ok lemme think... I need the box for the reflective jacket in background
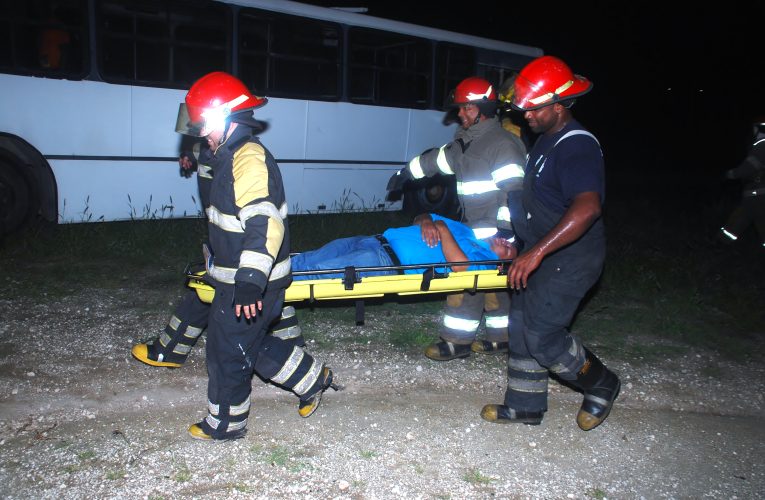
[727,134,765,195]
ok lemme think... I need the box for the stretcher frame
[185,259,512,323]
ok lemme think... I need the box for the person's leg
[424,292,484,361]
[291,236,393,280]
[132,289,209,368]
[745,195,765,248]
[252,335,340,418]
[522,261,619,431]
[481,290,547,425]
[471,290,510,354]
[189,284,280,440]
[268,305,305,346]
[719,202,752,243]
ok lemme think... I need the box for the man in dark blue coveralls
[481,56,620,431]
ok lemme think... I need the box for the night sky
[301,1,765,176]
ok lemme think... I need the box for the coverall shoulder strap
[554,129,601,149]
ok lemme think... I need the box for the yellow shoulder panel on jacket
[233,142,269,208]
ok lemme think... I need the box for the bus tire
[0,157,34,237]
[402,177,459,219]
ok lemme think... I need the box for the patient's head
[489,237,517,260]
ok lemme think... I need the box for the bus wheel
[403,178,459,218]
[0,158,32,237]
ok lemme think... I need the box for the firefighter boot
[424,339,471,361]
[298,366,340,418]
[131,342,185,368]
[188,422,247,441]
[573,349,620,431]
[480,404,543,426]
[470,340,509,355]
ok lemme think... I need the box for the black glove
[386,168,413,192]
[233,281,263,308]
[179,151,198,178]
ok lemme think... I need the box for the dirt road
[1,287,763,499]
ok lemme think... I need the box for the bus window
[239,8,341,100]
[435,43,476,109]
[97,0,230,87]
[0,0,87,78]
[347,27,431,109]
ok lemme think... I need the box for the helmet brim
[511,75,593,112]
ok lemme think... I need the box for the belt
[375,234,402,269]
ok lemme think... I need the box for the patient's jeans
[290,236,395,281]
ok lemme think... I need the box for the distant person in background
[481,55,620,431]
[718,117,765,250]
[38,4,71,70]
[498,73,533,150]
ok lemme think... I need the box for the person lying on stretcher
[291,213,517,281]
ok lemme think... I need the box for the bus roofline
[222,0,544,58]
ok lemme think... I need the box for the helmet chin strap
[219,119,232,147]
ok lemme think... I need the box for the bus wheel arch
[0,134,58,237]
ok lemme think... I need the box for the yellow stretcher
[185,259,511,323]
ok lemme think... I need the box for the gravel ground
[0,285,764,499]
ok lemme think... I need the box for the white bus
[0,0,543,236]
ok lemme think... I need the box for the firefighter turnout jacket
[406,116,526,239]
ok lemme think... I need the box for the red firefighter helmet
[448,76,498,118]
[176,71,267,136]
[451,77,496,105]
[511,56,593,112]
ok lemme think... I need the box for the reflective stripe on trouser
[201,284,284,439]
[504,353,549,412]
[722,195,765,245]
[155,290,209,361]
[269,305,303,343]
[440,291,510,344]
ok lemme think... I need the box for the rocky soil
[0,284,764,499]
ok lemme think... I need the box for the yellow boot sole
[130,343,182,368]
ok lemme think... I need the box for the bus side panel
[405,109,457,159]
[131,86,189,157]
[51,159,201,223]
[303,101,410,162]
[1,74,131,157]
[249,98,310,160]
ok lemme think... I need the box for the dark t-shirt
[527,120,605,214]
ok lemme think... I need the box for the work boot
[187,422,247,441]
[470,340,509,355]
[424,340,471,361]
[480,404,543,426]
[131,342,185,368]
[573,349,620,431]
[298,367,340,418]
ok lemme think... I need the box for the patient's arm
[434,220,469,271]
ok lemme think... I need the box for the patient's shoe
[424,340,471,361]
[298,366,340,418]
[470,340,509,355]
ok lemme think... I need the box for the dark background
[302,1,765,180]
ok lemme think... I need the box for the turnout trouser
[504,255,603,412]
[198,285,322,439]
[440,290,510,344]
